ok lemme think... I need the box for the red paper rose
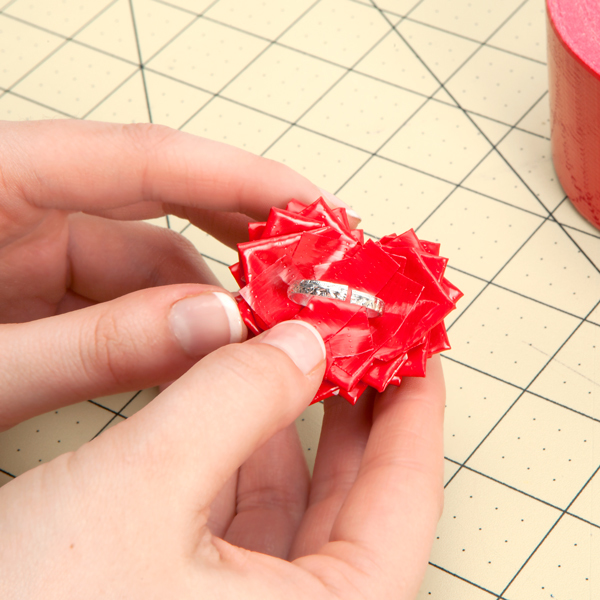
[230,198,463,404]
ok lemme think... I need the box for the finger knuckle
[120,122,178,149]
[210,343,296,408]
[237,482,305,515]
[157,226,199,261]
[120,123,180,200]
[80,310,133,388]
[149,227,205,284]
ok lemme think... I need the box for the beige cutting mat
[1,0,599,597]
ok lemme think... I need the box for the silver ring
[287,279,384,317]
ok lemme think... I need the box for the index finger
[0,119,324,221]
[296,356,445,599]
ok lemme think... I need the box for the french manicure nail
[260,321,326,375]
[170,292,245,357]
[318,187,361,220]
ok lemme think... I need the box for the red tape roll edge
[547,0,600,230]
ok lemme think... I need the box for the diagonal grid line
[368,0,548,210]
[323,7,550,247]
[176,0,327,131]
[428,561,508,599]
[0,0,121,101]
[0,5,597,596]
[0,467,15,479]
[446,458,600,532]
[442,352,600,427]
[443,297,600,492]
[368,0,600,277]
[91,390,144,440]
[128,0,153,123]
[498,462,600,599]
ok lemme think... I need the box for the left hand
[0,119,353,429]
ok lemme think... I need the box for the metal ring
[287,279,384,317]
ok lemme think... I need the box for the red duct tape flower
[230,198,463,405]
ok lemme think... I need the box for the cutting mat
[0,0,599,598]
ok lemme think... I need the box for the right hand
[0,319,445,600]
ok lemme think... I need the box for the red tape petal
[231,200,462,405]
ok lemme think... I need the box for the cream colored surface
[0,0,598,598]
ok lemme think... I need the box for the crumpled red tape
[230,198,463,405]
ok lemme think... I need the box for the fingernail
[170,292,245,357]
[318,187,361,220]
[259,321,326,375]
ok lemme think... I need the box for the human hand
[0,320,445,600]
[0,119,357,431]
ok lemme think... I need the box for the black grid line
[370,1,600,282]
[498,463,600,598]
[88,399,125,417]
[444,456,600,531]
[444,297,600,493]
[1,1,598,596]
[357,227,596,328]
[128,0,153,123]
[453,273,599,322]
[0,0,16,12]
[0,3,554,142]
[313,4,547,259]
[0,0,220,123]
[553,216,600,276]
[348,0,549,74]
[179,10,552,139]
[91,412,123,440]
[410,84,550,220]
[74,0,220,121]
[82,3,596,428]
[404,16,547,66]
[0,467,15,479]
[437,461,600,596]
[442,214,551,333]
[256,5,503,160]
[0,88,77,119]
[1,0,553,140]
[133,0,221,67]
[344,0,543,63]
[255,42,526,239]
[378,12,546,211]
[177,0,326,131]
[443,191,600,336]
[0,76,555,231]
[0,11,140,68]
[80,69,140,120]
[442,353,600,427]
[474,471,600,533]
[2,55,560,240]
[348,0,544,78]
[179,218,595,336]
[368,0,556,217]
[558,219,600,242]
[255,33,423,158]
[0,0,121,100]
[175,192,600,337]
[527,389,600,425]
[428,561,508,599]
[91,390,144,439]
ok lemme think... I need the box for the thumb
[100,320,326,508]
[0,285,246,431]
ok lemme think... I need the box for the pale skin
[0,120,445,599]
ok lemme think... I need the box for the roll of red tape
[547,0,600,230]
